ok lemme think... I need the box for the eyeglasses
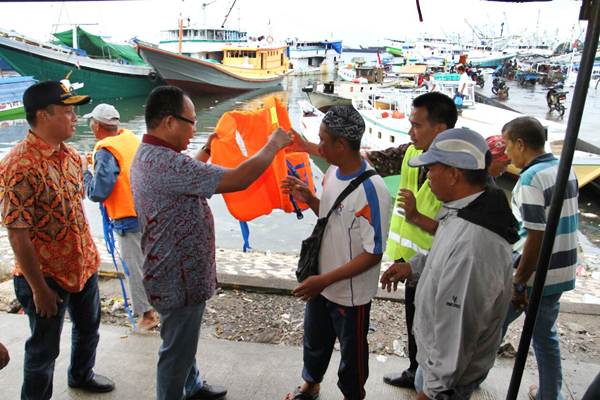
[171,113,196,126]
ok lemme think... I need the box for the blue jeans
[14,273,101,400]
[157,303,206,400]
[415,367,484,400]
[502,292,564,400]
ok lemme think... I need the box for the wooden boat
[0,75,35,119]
[0,28,160,99]
[303,65,427,112]
[137,41,288,94]
[302,78,412,112]
[385,46,403,57]
[338,63,386,83]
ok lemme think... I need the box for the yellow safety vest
[92,129,140,220]
[385,145,441,261]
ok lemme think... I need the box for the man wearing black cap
[282,105,391,400]
[0,81,115,399]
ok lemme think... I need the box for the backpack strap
[324,169,377,220]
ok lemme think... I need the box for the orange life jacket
[211,96,315,222]
[92,129,140,220]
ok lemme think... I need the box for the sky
[0,0,588,48]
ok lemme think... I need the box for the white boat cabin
[286,39,342,74]
[159,26,248,59]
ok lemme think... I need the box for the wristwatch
[513,281,527,294]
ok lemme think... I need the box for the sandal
[528,384,538,400]
[285,386,319,400]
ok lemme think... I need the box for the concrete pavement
[0,313,598,400]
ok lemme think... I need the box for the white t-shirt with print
[318,162,392,307]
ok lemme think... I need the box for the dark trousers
[405,282,419,372]
[302,295,371,400]
[583,372,600,400]
[14,273,101,400]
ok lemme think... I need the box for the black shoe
[68,373,115,393]
[188,382,227,399]
[383,369,416,389]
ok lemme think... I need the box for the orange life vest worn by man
[82,103,159,331]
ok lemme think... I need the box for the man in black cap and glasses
[0,81,115,399]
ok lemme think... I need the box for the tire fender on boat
[148,71,159,82]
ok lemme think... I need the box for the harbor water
[1,72,600,258]
[0,75,326,254]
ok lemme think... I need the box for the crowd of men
[0,81,586,400]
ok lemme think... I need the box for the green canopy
[53,27,146,66]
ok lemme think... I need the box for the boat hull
[385,46,403,57]
[0,37,160,99]
[138,44,284,94]
[0,75,35,119]
[0,102,24,119]
[306,91,351,111]
[469,54,515,68]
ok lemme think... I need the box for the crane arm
[221,0,237,28]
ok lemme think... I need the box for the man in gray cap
[282,105,391,400]
[381,128,519,400]
[82,103,159,332]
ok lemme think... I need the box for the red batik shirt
[0,132,99,292]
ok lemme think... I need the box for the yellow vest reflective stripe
[385,145,441,261]
[92,129,140,220]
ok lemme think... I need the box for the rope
[239,221,251,252]
[99,204,137,330]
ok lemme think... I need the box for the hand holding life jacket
[210,96,316,222]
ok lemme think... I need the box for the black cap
[23,81,91,114]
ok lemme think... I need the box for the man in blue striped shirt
[502,116,578,400]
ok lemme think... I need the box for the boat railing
[0,29,92,58]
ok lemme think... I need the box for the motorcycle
[491,78,509,99]
[546,84,568,118]
[468,67,485,88]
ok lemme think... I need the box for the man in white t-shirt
[282,106,391,400]
[457,64,471,96]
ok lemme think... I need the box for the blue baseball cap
[408,128,489,170]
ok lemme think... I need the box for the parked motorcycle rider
[492,78,509,98]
